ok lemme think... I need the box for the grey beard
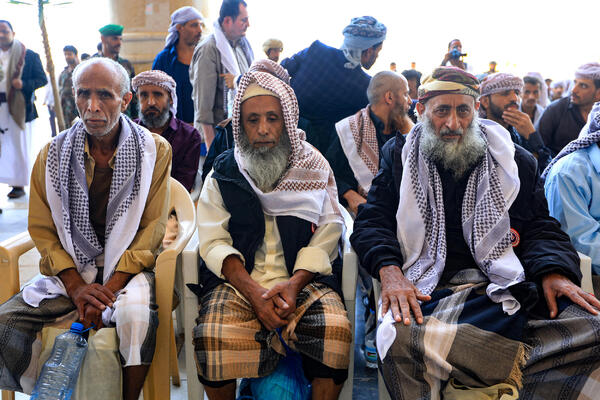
[419,115,487,180]
[238,130,292,192]
[139,105,171,129]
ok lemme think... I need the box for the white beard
[238,130,291,192]
[419,114,487,180]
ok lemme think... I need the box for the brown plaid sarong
[0,271,157,394]
[193,282,352,382]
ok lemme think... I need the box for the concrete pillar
[107,0,209,73]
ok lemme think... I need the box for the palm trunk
[39,0,65,131]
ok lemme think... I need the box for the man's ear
[385,91,394,106]
[479,96,488,110]
[121,92,133,112]
[416,101,425,116]
[594,87,600,102]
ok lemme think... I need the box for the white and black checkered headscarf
[542,102,600,179]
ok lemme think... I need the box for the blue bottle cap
[70,322,85,334]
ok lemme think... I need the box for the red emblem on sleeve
[510,228,520,247]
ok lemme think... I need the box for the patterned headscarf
[247,59,291,84]
[480,73,523,97]
[340,16,386,69]
[575,62,600,81]
[418,66,480,103]
[165,6,204,48]
[542,101,600,179]
[232,70,343,225]
[132,70,178,116]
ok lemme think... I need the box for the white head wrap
[524,72,549,107]
[165,6,204,48]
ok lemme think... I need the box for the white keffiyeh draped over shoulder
[23,116,157,321]
[398,119,524,311]
[377,119,526,360]
[335,106,379,197]
[232,70,343,227]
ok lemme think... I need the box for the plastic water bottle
[363,313,378,369]
[30,322,88,400]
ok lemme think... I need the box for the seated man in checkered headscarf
[351,66,600,399]
[192,68,352,399]
[0,57,171,400]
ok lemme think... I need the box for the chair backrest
[166,177,197,253]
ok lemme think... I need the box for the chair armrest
[0,231,35,303]
[578,252,593,294]
[340,207,357,302]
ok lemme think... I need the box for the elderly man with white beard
[0,57,171,400]
[350,66,600,400]
[192,69,352,400]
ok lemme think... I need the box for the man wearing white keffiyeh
[190,0,253,148]
[351,66,600,399]
[327,71,413,214]
[193,69,351,399]
[0,58,171,400]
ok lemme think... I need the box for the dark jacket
[22,49,47,122]
[190,149,343,299]
[350,133,581,310]
[281,40,371,153]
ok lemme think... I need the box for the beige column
[108,0,209,73]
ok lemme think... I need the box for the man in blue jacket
[280,16,386,154]
[152,6,204,124]
[0,20,47,199]
[351,66,600,399]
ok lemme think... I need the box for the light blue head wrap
[340,16,386,69]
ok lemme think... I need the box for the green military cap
[99,24,123,36]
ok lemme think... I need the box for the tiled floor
[2,107,379,399]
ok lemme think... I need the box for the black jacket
[350,133,580,308]
[191,149,343,299]
[22,49,48,122]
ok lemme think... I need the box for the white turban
[575,62,600,81]
[165,6,204,48]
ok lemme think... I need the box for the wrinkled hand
[542,272,600,318]
[82,303,104,330]
[343,190,367,216]
[220,73,235,89]
[249,287,288,331]
[379,265,431,325]
[12,78,22,90]
[69,283,116,321]
[502,109,535,139]
[262,281,298,319]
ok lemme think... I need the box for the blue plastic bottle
[30,322,88,400]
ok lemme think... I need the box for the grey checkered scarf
[542,101,600,179]
[397,119,525,314]
[23,115,156,309]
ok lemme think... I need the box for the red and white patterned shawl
[334,106,379,197]
[232,70,343,226]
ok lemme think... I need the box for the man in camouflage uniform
[58,45,79,126]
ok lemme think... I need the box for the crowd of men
[1,0,600,399]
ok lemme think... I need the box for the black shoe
[7,187,25,199]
